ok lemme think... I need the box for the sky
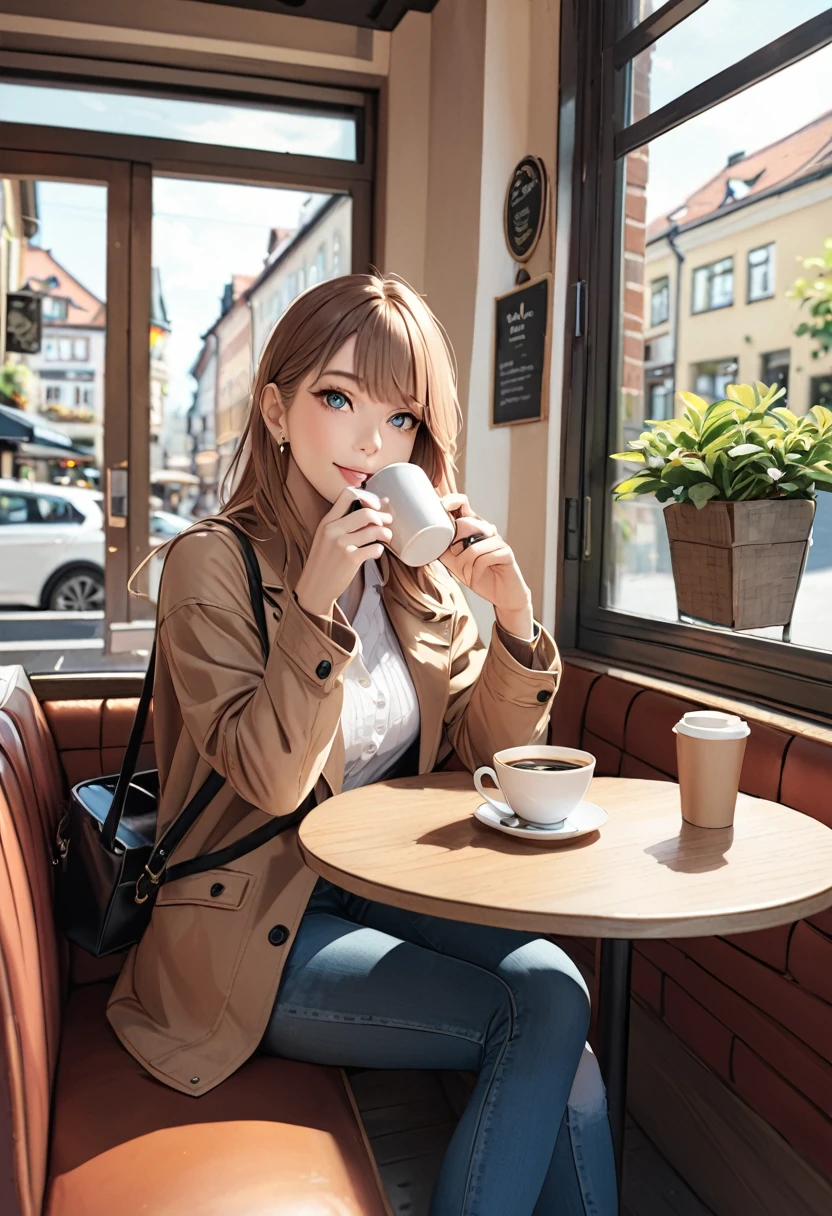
[641,0,831,222]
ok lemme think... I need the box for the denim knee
[507,946,591,1039]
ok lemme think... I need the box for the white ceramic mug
[364,463,456,567]
[473,745,596,826]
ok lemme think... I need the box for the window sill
[564,648,832,747]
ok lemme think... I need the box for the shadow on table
[644,822,734,873]
[417,819,603,853]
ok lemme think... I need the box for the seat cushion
[46,984,389,1216]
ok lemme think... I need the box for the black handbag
[54,519,309,957]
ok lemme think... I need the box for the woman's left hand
[439,493,534,640]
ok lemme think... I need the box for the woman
[109,274,617,1215]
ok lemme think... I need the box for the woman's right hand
[294,488,393,617]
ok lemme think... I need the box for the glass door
[0,151,135,673]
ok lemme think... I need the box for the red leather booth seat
[548,660,832,1180]
[0,666,389,1216]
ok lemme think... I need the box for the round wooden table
[298,772,832,1206]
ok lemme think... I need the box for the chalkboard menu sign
[504,155,547,263]
[492,274,550,428]
[5,291,42,355]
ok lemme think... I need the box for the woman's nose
[355,426,382,455]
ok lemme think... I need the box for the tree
[788,238,832,359]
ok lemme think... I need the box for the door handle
[107,465,128,529]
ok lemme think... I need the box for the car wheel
[48,567,105,611]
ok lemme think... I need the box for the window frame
[649,275,670,326]
[747,242,776,303]
[557,0,832,719]
[691,257,734,314]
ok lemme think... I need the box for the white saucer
[474,800,608,844]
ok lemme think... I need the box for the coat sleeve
[441,580,561,772]
[158,528,357,813]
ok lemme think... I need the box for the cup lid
[673,710,750,740]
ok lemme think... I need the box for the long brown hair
[221,272,462,611]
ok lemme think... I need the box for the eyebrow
[312,368,361,385]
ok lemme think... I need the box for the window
[73,337,89,360]
[33,496,82,524]
[761,350,790,397]
[45,385,63,403]
[41,296,69,321]
[811,375,832,410]
[333,233,342,276]
[748,244,775,302]
[692,258,734,313]
[0,494,30,525]
[563,0,832,712]
[44,337,57,360]
[650,277,669,326]
[693,359,738,403]
[316,245,326,282]
[58,338,73,360]
[0,82,357,161]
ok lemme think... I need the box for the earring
[279,434,287,453]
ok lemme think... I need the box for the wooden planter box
[663,499,815,631]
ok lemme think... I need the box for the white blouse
[338,560,421,792]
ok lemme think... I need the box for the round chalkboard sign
[504,155,547,263]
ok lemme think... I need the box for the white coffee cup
[364,462,456,567]
[474,745,596,826]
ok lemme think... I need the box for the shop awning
[0,402,85,455]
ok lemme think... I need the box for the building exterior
[188,331,220,515]
[149,266,173,476]
[20,245,106,472]
[643,110,832,424]
[194,195,351,495]
[249,194,351,362]
[214,274,255,484]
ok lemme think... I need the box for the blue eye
[390,412,417,431]
[324,390,349,410]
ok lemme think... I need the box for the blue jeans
[262,878,617,1216]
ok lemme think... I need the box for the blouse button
[359,676,371,688]
[316,659,332,680]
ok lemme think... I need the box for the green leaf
[727,383,756,408]
[688,482,720,509]
[811,405,832,433]
[609,451,645,462]
[728,443,764,457]
[676,391,710,414]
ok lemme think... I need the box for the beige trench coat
[108,517,561,1096]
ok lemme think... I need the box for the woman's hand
[294,488,393,617]
[439,493,534,640]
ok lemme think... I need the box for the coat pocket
[155,867,252,911]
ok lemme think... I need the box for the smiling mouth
[335,464,370,486]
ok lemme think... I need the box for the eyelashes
[314,386,419,431]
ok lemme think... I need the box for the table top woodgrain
[297,774,832,939]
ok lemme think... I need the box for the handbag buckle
[134,858,165,905]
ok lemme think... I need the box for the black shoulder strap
[102,519,268,852]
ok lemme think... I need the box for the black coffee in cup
[506,758,589,772]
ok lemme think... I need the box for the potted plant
[610,382,832,631]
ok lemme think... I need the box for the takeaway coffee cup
[363,463,456,567]
[473,745,596,826]
[673,711,750,829]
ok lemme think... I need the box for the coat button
[210,882,225,897]
[268,925,290,946]
[536,689,552,702]
[316,659,332,680]
[190,1077,200,1084]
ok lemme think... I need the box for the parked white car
[0,479,192,611]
